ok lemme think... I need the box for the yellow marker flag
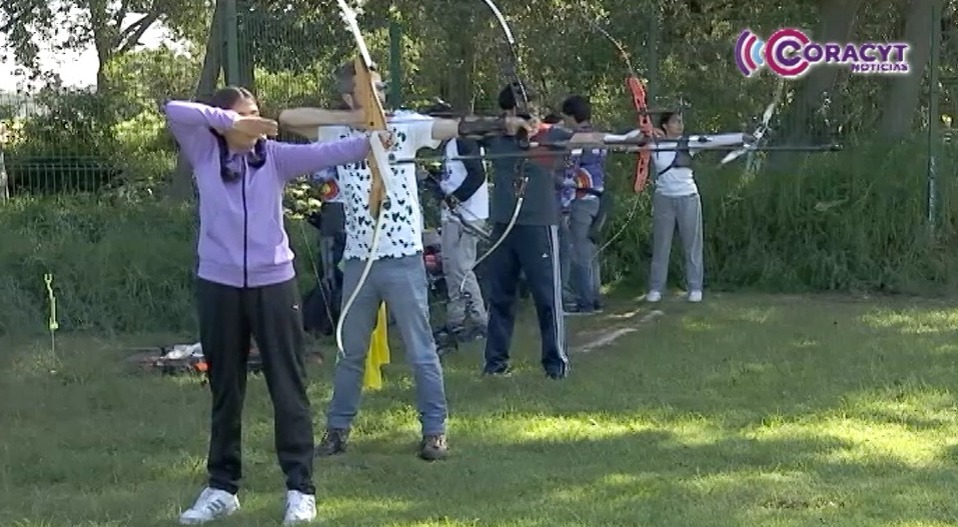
[362,302,391,390]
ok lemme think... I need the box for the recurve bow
[463,0,533,288]
[335,0,392,356]
[582,17,657,257]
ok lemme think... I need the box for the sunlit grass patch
[4,293,958,526]
[862,306,958,334]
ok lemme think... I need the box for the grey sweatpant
[441,216,487,327]
[558,212,574,304]
[568,198,602,307]
[649,192,704,293]
[326,254,448,435]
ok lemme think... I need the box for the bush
[0,196,318,337]
[599,141,958,294]
[2,141,957,338]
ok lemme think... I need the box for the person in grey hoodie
[162,86,389,526]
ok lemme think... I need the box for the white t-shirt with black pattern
[332,111,438,261]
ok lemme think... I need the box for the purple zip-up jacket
[162,100,370,288]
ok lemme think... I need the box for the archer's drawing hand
[373,130,396,150]
[234,116,279,138]
[503,116,535,137]
[743,133,758,144]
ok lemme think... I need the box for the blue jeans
[325,254,448,435]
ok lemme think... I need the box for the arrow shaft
[391,144,842,164]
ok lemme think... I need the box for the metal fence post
[389,15,403,109]
[927,0,941,233]
[646,0,660,102]
[223,0,241,86]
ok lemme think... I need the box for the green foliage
[106,46,203,108]
[1,0,958,336]
[0,0,209,90]
[597,143,958,295]
[702,143,958,294]
[3,142,956,338]
[0,196,318,337]
[5,89,124,193]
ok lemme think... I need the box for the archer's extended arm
[278,108,365,140]
[270,136,371,182]
[161,100,241,160]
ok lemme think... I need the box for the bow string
[581,14,656,258]
[465,0,532,289]
[335,0,393,356]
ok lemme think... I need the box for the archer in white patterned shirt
[280,63,535,462]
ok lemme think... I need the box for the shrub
[0,196,318,337]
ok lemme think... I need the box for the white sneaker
[688,291,703,302]
[283,490,317,525]
[179,487,240,524]
[645,291,662,302]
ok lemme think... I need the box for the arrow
[390,143,843,165]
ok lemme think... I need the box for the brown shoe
[315,428,349,457]
[418,434,448,461]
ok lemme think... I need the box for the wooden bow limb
[335,0,392,357]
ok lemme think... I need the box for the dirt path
[572,307,665,353]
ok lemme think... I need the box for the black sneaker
[315,428,349,457]
[564,304,595,316]
[451,324,486,342]
[482,366,512,377]
[418,434,448,461]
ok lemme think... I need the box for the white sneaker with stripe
[179,487,240,524]
[283,490,317,525]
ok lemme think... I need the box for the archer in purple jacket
[162,87,376,526]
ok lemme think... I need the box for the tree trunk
[0,151,8,202]
[0,121,7,200]
[441,4,477,113]
[769,0,864,169]
[96,61,109,92]
[165,0,225,203]
[878,0,939,139]
[445,46,476,113]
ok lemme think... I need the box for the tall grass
[0,196,317,337]
[600,141,958,294]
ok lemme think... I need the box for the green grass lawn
[3,292,958,526]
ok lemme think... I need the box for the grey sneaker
[418,434,448,461]
[314,428,349,457]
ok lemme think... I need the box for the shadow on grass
[3,293,958,525]
[311,429,958,526]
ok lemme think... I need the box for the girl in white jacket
[646,112,753,303]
